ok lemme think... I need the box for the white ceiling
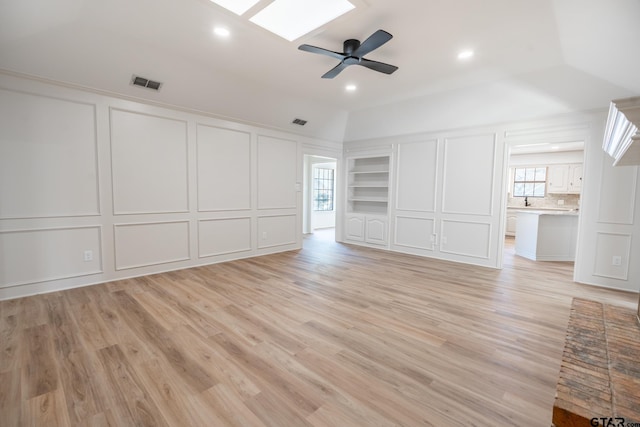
[1,0,639,141]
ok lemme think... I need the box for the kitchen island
[515,210,579,261]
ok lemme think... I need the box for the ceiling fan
[298,29,398,79]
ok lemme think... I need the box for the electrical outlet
[83,250,93,262]
[612,255,622,266]
[557,200,565,205]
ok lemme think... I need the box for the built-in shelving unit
[347,156,390,214]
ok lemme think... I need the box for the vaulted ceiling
[1,0,639,141]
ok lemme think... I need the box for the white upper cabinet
[547,164,569,193]
[547,163,583,194]
[568,164,583,193]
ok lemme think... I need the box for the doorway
[303,155,337,240]
[502,140,585,272]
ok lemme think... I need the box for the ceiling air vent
[292,118,307,126]
[131,75,162,91]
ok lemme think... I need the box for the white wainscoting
[257,215,297,249]
[0,226,102,288]
[197,125,251,212]
[198,217,251,258]
[0,89,100,219]
[396,140,438,212]
[113,221,190,270]
[440,220,492,259]
[442,134,496,216]
[110,109,189,214]
[0,73,312,300]
[597,156,637,225]
[593,232,632,280]
[257,135,297,210]
[394,216,435,251]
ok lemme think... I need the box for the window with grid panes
[313,168,334,211]
[513,167,546,197]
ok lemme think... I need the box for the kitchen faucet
[524,196,531,207]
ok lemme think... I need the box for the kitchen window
[313,167,334,211]
[513,167,546,197]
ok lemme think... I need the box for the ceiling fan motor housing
[344,39,360,54]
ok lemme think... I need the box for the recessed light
[345,84,357,92]
[457,50,474,60]
[214,27,231,37]
[209,0,260,15]
[250,0,355,41]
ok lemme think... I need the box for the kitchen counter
[515,210,579,261]
[507,206,578,212]
[515,209,579,216]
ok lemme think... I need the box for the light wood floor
[1,231,637,426]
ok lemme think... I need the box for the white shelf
[348,197,388,203]
[347,155,390,215]
[350,169,389,174]
[349,183,389,188]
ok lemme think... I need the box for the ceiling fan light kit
[298,29,398,79]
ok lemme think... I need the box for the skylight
[249,0,355,41]
[209,0,260,16]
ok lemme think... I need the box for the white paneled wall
[110,110,189,214]
[344,111,640,291]
[196,125,251,211]
[114,221,191,270]
[0,73,332,300]
[198,217,251,257]
[369,131,505,268]
[574,113,640,291]
[0,227,102,286]
[0,89,100,218]
[257,136,297,210]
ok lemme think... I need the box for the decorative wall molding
[0,88,101,219]
[257,214,297,249]
[503,122,590,143]
[0,225,103,288]
[257,135,297,210]
[439,219,492,259]
[441,133,496,216]
[592,232,632,281]
[113,220,191,270]
[596,157,638,225]
[110,108,190,215]
[393,216,435,251]
[198,217,252,258]
[196,124,252,212]
[395,140,438,213]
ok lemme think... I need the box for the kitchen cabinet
[568,164,583,193]
[506,208,518,236]
[515,210,579,261]
[547,163,582,194]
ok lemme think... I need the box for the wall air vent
[292,118,307,126]
[131,75,162,91]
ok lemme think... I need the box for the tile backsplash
[508,193,580,209]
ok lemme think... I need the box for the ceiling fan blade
[359,58,398,75]
[298,44,345,61]
[353,29,393,57]
[322,62,349,79]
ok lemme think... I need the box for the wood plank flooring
[1,231,637,426]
